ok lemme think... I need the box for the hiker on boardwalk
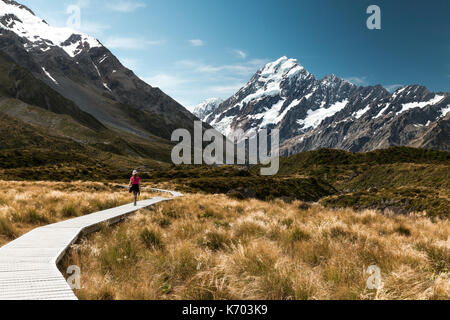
[129,170,141,206]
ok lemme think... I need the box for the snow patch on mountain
[92,62,102,78]
[353,106,370,119]
[41,67,58,84]
[259,98,287,128]
[297,99,349,130]
[396,95,445,115]
[99,55,108,64]
[441,105,450,117]
[374,104,390,119]
[278,98,302,121]
[392,87,407,98]
[103,83,112,92]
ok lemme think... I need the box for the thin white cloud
[118,57,139,71]
[345,76,368,86]
[233,49,247,59]
[200,64,252,74]
[248,58,270,66]
[79,21,110,35]
[143,73,189,90]
[106,0,146,13]
[176,60,260,76]
[189,39,205,47]
[103,37,165,49]
[141,73,196,106]
[208,83,245,94]
[384,84,404,92]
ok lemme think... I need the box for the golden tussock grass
[0,180,163,246]
[59,194,449,300]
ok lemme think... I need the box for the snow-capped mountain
[0,0,100,57]
[192,98,224,121]
[0,0,198,141]
[206,57,358,138]
[205,57,449,152]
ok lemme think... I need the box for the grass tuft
[140,228,164,250]
[61,204,79,218]
[0,217,16,239]
[290,228,311,242]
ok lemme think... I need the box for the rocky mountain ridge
[203,57,449,153]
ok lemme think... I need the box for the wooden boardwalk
[0,189,182,300]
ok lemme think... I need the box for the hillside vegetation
[256,147,450,218]
[0,110,172,181]
[0,143,448,217]
[147,147,449,218]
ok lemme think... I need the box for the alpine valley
[0,0,449,178]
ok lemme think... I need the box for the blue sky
[20,0,450,108]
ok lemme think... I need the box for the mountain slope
[0,47,175,161]
[205,57,449,153]
[0,110,172,181]
[0,0,199,141]
[0,50,104,131]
